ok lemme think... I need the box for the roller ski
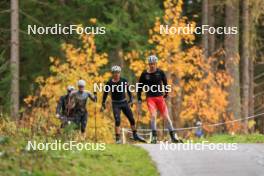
[131,132,147,143]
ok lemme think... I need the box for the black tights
[112,102,135,127]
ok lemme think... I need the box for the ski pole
[136,102,142,129]
[94,91,97,143]
[162,117,165,141]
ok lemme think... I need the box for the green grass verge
[193,133,264,143]
[0,137,159,176]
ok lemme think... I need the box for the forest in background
[1,0,264,140]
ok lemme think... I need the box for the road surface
[138,143,264,176]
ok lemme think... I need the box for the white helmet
[148,55,158,63]
[77,79,86,87]
[67,85,75,91]
[111,65,121,72]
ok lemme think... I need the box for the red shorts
[146,96,169,117]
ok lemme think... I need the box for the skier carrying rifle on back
[56,85,75,128]
[101,65,146,144]
[67,80,97,134]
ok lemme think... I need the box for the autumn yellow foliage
[125,0,232,133]
[24,27,115,142]
[22,0,237,140]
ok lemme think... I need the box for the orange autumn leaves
[25,0,234,137]
[24,25,114,142]
[125,0,232,132]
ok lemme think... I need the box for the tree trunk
[248,57,254,115]
[248,27,257,130]
[241,0,250,133]
[166,55,173,128]
[208,0,215,55]
[248,44,255,131]
[10,0,20,119]
[248,1,256,133]
[225,0,241,120]
[202,0,209,57]
[171,76,182,129]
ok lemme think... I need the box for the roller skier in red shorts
[137,55,182,143]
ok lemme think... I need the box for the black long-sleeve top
[56,94,69,116]
[102,78,132,104]
[137,69,168,100]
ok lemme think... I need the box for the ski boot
[169,131,183,143]
[115,134,122,144]
[151,130,158,144]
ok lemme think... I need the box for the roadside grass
[192,133,264,143]
[0,136,159,176]
[1,131,263,176]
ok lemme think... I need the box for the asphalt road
[138,143,264,176]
